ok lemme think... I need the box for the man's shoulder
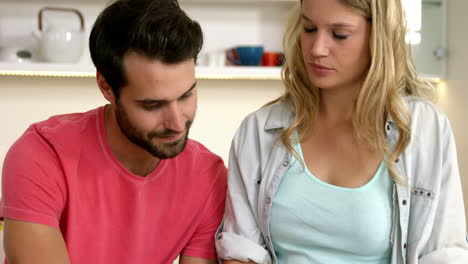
[181,139,224,164]
[32,108,101,136]
[174,139,227,178]
[8,107,102,160]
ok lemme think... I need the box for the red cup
[262,52,285,66]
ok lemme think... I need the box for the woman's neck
[318,86,358,124]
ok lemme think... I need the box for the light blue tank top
[270,139,393,264]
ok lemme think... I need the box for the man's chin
[150,137,188,159]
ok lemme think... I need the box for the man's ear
[96,71,116,104]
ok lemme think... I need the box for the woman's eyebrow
[301,14,356,29]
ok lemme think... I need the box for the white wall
[0,76,284,171]
[441,0,468,224]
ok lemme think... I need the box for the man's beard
[115,102,192,159]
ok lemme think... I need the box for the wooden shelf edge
[0,66,283,80]
[0,67,442,83]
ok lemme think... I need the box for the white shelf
[0,62,442,83]
[0,62,94,78]
[0,0,293,81]
[0,62,283,80]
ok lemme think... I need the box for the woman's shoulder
[404,96,454,150]
[232,101,294,152]
[406,96,451,130]
[405,96,447,118]
[239,101,294,131]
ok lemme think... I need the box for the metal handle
[38,7,85,32]
[433,47,447,60]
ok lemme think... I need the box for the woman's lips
[310,63,334,75]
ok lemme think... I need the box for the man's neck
[104,105,160,177]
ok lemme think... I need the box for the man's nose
[162,103,186,132]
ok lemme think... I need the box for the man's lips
[151,131,184,143]
[159,133,183,141]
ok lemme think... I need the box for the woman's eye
[333,33,348,40]
[303,27,317,33]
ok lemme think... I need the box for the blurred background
[0,0,467,262]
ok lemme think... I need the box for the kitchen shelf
[0,63,283,80]
[0,62,442,84]
[0,0,294,81]
[0,62,94,78]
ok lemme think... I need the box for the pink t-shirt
[0,106,227,263]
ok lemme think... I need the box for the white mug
[207,51,226,67]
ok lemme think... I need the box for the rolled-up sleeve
[215,119,272,264]
[216,232,269,263]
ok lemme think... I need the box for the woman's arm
[216,117,272,264]
[418,112,468,263]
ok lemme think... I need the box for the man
[0,0,227,263]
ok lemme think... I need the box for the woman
[215,0,468,263]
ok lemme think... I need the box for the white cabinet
[0,0,296,80]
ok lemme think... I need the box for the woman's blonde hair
[270,0,435,183]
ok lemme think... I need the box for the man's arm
[178,256,256,264]
[179,256,216,264]
[4,218,70,264]
[223,261,256,264]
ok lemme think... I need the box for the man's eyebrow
[135,81,197,105]
[301,14,356,28]
[182,81,197,97]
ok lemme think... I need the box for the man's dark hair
[89,0,203,97]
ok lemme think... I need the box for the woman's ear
[96,71,116,104]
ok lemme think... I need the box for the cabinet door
[410,0,447,79]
